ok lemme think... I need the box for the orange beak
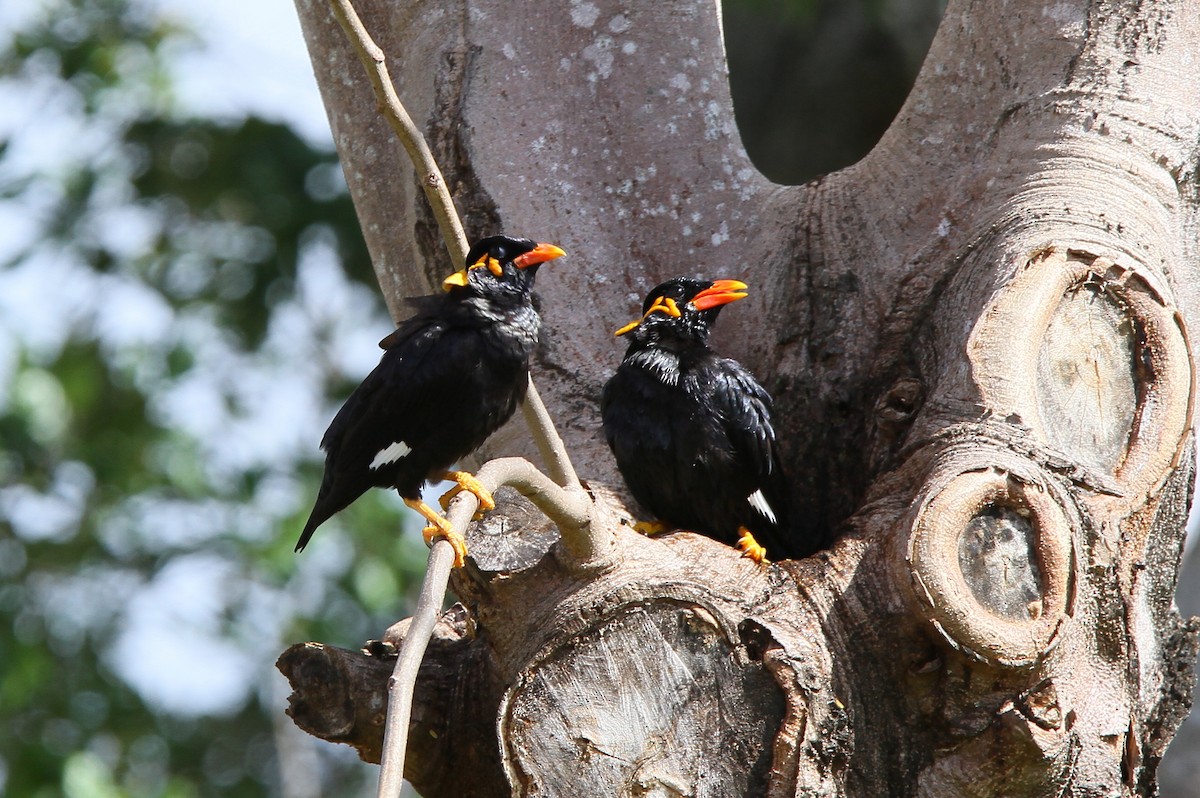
[443,242,565,290]
[513,242,566,269]
[690,279,748,310]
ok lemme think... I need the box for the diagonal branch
[317,2,609,796]
[327,0,467,263]
[374,539,457,798]
[325,0,582,493]
[520,376,580,489]
[373,457,605,797]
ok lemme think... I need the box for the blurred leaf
[62,751,124,798]
[126,117,373,345]
[0,0,394,795]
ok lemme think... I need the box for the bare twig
[326,0,467,262]
[322,3,466,787]
[375,458,603,795]
[374,540,456,798]
[321,2,605,794]
[521,376,580,489]
[326,0,583,492]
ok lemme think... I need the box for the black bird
[296,235,566,566]
[601,277,809,563]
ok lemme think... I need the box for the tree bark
[282,0,1200,795]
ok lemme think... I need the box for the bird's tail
[294,471,359,552]
[294,508,325,553]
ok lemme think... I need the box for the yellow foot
[404,498,468,568]
[632,520,671,536]
[421,520,468,569]
[737,528,770,564]
[438,470,496,518]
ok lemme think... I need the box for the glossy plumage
[296,235,565,561]
[601,277,812,562]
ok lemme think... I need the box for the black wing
[377,294,449,350]
[706,359,808,558]
[297,313,458,551]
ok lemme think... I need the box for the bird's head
[442,235,566,301]
[615,277,748,345]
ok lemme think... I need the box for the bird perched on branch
[602,277,810,563]
[296,235,566,567]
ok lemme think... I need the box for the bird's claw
[437,486,486,520]
[404,497,468,567]
[736,528,770,564]
[632,519,671,536]
[421,513,468,568]
[440,471,495,518]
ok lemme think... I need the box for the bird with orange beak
[602,277,813,563]
[297,235,565,566]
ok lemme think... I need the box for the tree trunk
[282,0,1200,795]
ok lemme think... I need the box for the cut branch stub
[444,524,847,798]
[278,641,392,761]
[498,601,783,797]
[968,247,1193,512]
[902,449,1078,667]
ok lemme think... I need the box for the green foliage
[0,0,425,795]
[124,116,374,344]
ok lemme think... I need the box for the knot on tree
[966,248,1191,512]
[880,245,1196,797]
[900,449,1078,667]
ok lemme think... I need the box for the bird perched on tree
[601,277,810,563]
[296,235,566,567]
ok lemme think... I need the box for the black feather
[296,235,560,552]
[601,277,815,560]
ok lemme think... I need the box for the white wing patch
[747,489,777,524]
[369,440,412,470]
